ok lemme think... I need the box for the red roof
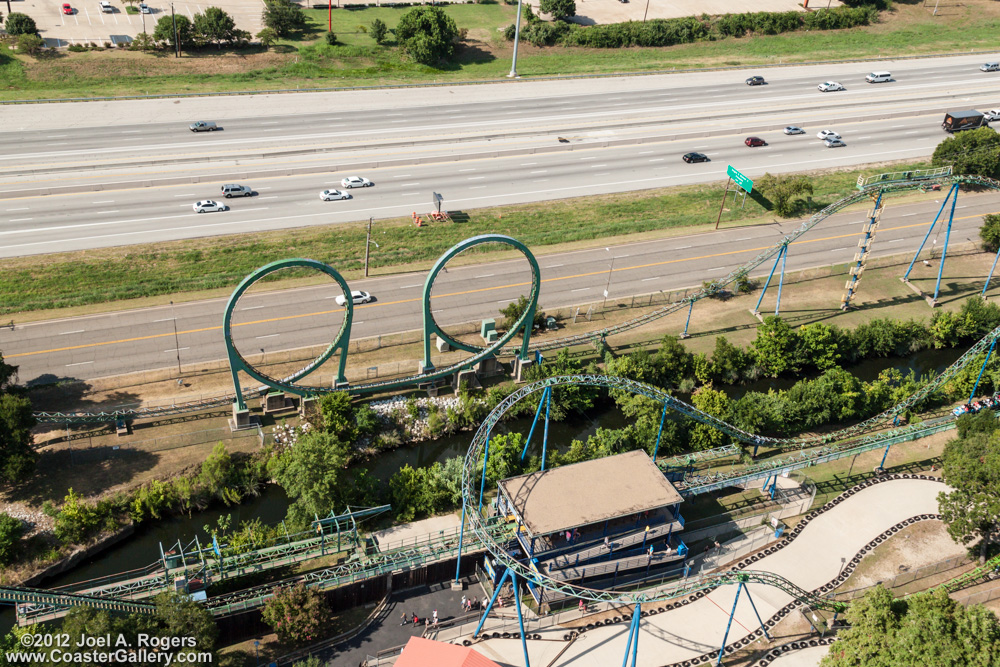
[394,637,502,667]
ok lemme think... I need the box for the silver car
[783,126,805,135]
[981,63,1000,72]
[320,189,351,201]
[334,290,372,306]
[824,138,846,148]
[817,81,845,92]
[193,200,227,213]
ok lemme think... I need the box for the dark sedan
[745,76,765,86]
[683,152,710,163]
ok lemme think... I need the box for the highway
[3,191,999,384]
[2,54,999,256]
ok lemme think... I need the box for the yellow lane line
[8,210,994,360]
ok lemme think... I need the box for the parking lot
[11,0,265,46]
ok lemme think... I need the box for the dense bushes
[512,6,879,48]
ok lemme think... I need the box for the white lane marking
[530,170,548,174]
[521,162,537,166]
[497,298,519,304]
[546,264,564,268]
[172,193,196,197]
[6,208,29,211]
[468,176,485,180]
[470,186,487,189]
[66,361,94,367]
[831,247,851,252]
[164,347,190,353]
[590,164,607,168]
[256,334,280,339]
[399,183,421,187]
[904,131,920,134]
[392,174,412,178]
[579,157,597,161]
[152,318,175,322]
[400,284,421,289]
[9,218,32,222]
[122,130,142,134]
[59,330,85,335]
[92,200,115,203]
[242,305,266,310]
[47,142,69,146]
[459,168,476,172]
[571,287,590,292]
[95,210,120,214]
[887,239,904,243]
[642,277,660,282]
[475,274,494,278]
[639,151,655,155]
[676,245,691,249]
[400,192,421,196]
[649,158,665,162]
[901,212,919,216]
[256,196,278,200]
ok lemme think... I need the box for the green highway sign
[727,165,753,193]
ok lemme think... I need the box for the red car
[62,3,73,13]
[745,136,766,147]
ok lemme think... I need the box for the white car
[320,189,351,201]
[193,200,227,213]
[783,126,805,135]
[824,138,846,148]
[981,63,1000,72]
[334,290,372,306]
[817,129,841,140]
[817,81,845,92]
[985,109,1000,122]
[341,176,373,188]
[139,2,151,11]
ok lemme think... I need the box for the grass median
[1,0,999,99]
[0,160,933,318]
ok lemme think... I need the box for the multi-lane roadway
[1,54,998,256]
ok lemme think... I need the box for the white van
[866,71,892,83]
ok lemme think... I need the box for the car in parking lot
[99,0,113,11]
[334,290,372,306]
[817,81,845,92]
[341,176,373,188]
[783,126,805,135]
[745,76,765,86]
[824,138,846,148]
[193,200,227,213]
[62,3,74,13]
[981,63,1000,72]
[320,189,351,201]
[682,152,709,163]
[139,2,151,11]
[745,136,766,147]
[816,129,840,140]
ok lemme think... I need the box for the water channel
[3,345,964,633]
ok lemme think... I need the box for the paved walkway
[460,478,945,667]
[767,644,830,667]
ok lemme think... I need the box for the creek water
[2,346,960,633]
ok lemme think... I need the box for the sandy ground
[531,0,843,26]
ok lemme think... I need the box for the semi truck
[942,110,988,133]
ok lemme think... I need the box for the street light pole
[365,217,373,277]
[642,0,651,22]
[508,0,523,78]
[602,249,616,311]
[170,301,182,377]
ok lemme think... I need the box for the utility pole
[171,3,180,57]
[364,217,373,277]
[508,0,523,78]
[642,0,651,22]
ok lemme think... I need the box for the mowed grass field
[1,0,999,99]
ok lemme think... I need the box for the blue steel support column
[743,583,773,641]
[621,602,641,667]
[933,184,960,302]
[473,568,510,638]
[478,433,492,513]
[904,185,955,281]
[454,501,467,582]
[717,582,745,666]
[630,604,641,667]
[754,247,784,314]
[983,247,1000,297]
[652,403,668,462]
[970,338,998,403]
[682,299,695,338]
[541,387,552,471]
[510,570,531,667]
[879,442,892,469]
[774,244,789,317]
[520,389,548,461]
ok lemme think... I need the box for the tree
[0,513,24,566]
[262,583,329,644]
[370,18,388,44]
[256,27,277,49]
[261,0,305,37]
[937,427,1000,562]
[540,0,575,19]
[319,391,357,442]
[499,294,545,331]
[751,316,798,377]
[0,354,36,486]
[932,127,1000,179]
[653,334,694,390]
[394,6,459,65]
[16,33,44,55]
[153,592,217,656]
[756,172,814,217]
[389,464,432,522]
[688,386,732,450]
[819,586,1000,666]
[193,6,236,47]
[153,13,193,48]
[5,12,37,36]
[981,213,1000,253]
[268,430,349,525]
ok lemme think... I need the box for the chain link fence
[64,425,269,464]
[832,553,972,603]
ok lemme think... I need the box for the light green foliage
[797,322,843,371]
[0,513,24,566]
[654,334,694,390]
[756,172,814,217]
[751,316,798,377]
[394,6,458,65]
[5,13,37,36]
[152,13,193,47]
[257,27,278,49]
[819,586,1000,666]
[498,294,545,331]
[370,17,388,44]
[53,489,102,544]
[320,391,358,441]
[540,0,575,19]
[932,127,1000,179]
[16,34,45,55]
[938,425,1000,562]
[688,386,732,450]
[261,0,306,37]
[193,7,236,47]
[709,336,750,384]
[268,430,350,524]
[981,214,1000,253]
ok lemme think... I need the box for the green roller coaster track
[37,169,1000,424]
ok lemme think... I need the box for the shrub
[982,214,1000,253]
[5,13,38,36]
[16,33,44,55]
[395,6,458,64]
[540,0,575,19]
[261,583,329,644]
[325,30,337,45]
[261,0,306,37]
[370,18,387,44]
[0,513,24,566]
